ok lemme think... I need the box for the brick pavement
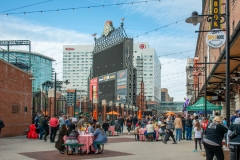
[0,133,205,160]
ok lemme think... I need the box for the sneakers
[193,149,197,152]
[172,142,177,144]
[128,132,130,135]
[95,149,99,154]
[163,140,167,144]
[178,141,181,143]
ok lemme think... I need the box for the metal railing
[0,49,29,72]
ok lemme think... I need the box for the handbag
[228,130,237,139]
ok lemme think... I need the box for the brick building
[161,88,174,102]
[0,59,32,137]
[192,0,240,117]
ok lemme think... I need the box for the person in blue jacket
[93,123,108,153]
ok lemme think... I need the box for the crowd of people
[33,113,108,154]
[28,110,240,158]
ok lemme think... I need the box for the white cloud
[0,16,94,79]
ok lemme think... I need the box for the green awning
[187,97,222,111]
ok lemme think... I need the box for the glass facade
[10,51,54,92]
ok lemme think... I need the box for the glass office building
[9,50,55,92]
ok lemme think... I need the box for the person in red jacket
[49,115,59,143]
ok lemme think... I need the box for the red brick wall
[0,59,32,137]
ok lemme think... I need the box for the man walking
[181,113,186,139]
[132,114,138,130]
[185,115,193,140]
[163,116,177,144]
[42,116,49,141]
[118,115,124,134]
[38,113,45,140]
[49,115,58,143]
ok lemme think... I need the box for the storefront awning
[199,21,240,96]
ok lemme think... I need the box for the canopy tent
[106,111,120,115]
[187,97,222,111]
[165,111,176,116]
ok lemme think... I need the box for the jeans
[120,124,123,133]
[194,138,202,150]
[185,126,192,140]
[175,128,182,142]
[66,140,79,153]
[93,140,102,150]
[50,127,57,142]
[39,126,44,139]
[44,129,49,140]
[203,142,224,160]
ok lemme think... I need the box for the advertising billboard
[116,69,128,103]
[98,72,116,83]
[98,80,115,103]
[90,77,98,101]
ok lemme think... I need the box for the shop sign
[206,29,226,48]
[211,0,221,29]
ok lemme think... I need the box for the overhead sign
[139,44,146,49]
[98,72,116,83]
[206,29,226,48]
[65,48,75,50]
[90,78,98,101]
[116,70,128,103]
[211,0,221,29]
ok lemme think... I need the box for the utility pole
[54,72,57,115]
[74,89,77,117]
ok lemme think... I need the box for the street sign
[206,29,226,48]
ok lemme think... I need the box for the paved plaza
[0,132,205,160]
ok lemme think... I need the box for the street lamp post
[186,2,230,126]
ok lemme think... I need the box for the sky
[0,0,202,101]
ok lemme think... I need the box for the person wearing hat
[227,117,240,160]
[203,116,228,160]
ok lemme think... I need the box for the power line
[158,49,195,57]
[133,19,185,38]
[0,0,160,16]
[161,71,185,77]
[0,0,53,13]
[161,56,191,65]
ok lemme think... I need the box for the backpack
[0,120,5,128]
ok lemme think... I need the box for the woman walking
[203,116,228,160]
[174,114,183,143]
[193,120,202,152]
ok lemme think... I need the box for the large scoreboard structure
[90,20,136,108]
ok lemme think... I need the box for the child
[76,123,85,134]
[134,123,140,141]
[193,120,202,152]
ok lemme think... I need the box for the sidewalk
[0,131,205,160]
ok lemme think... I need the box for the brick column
[221,102,226,118]
[116,102,119,114]
[121,104,124,116]
[235,94,240,110]
[102,100,107,122]
[93,98,98,120]
[230,99,236,116]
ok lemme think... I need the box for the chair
[93,142,104,153]
[62,143,85,155]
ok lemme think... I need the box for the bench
[62,143,85,155]
[93,142,104,153]
[145,133,154,141]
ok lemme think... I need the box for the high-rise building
[161,88,173,102]
[133,42,161,103]
[62,45,94,96]
[0,49,54,92]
